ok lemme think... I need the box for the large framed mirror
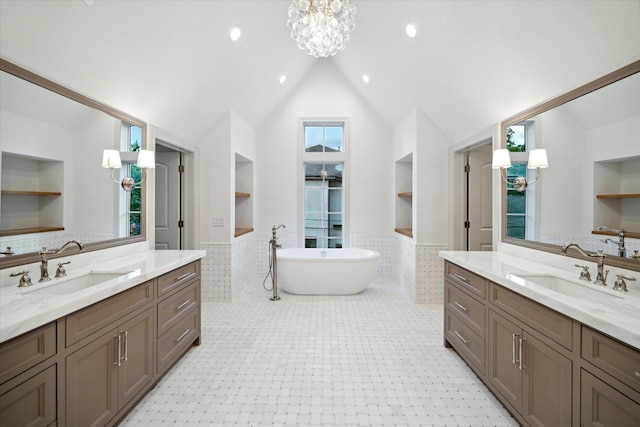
[501,60,640,272]
[0,58,148,269]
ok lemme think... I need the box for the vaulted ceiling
[1,1,639,143]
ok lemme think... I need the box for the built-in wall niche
[0,152,64,236]
[234,153,253,238]
[395,153,413,238]
[593,156,640,238]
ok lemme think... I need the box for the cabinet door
[581,369,640,427]
[118,308,154,406]
[0,365,56,427]
[66,327,119,427]
[521,332,572,427]
[488,310,522,411]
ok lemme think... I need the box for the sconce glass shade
[102,150,122,168]
[136,150,156,169]
[492,149,512,169]
[527,149,548,169]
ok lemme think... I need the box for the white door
[467,144,493,251]
[155,151,181,250]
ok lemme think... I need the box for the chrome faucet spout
[561,243,608,286]
[38,240,84,283]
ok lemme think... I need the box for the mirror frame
[0,58,147,269]
[500,59,640,272]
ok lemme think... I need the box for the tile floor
[122,279,518,426]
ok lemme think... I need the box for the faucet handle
[574,264,591,281]
[10,271,32,287]
[613,274,636,292]
[55,261,71,278]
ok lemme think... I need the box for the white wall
[255,60,393,242]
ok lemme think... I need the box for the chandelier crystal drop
[287,0,357,58]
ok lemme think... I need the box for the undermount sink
[25,272,131,295]
[509,274,623,302]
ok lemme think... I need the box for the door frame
[449,125,501,251]
[147,126,198,250]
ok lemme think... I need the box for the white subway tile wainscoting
[121,278,516,427]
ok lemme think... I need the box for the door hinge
[178,220,184,228]
[464,221,470,229]
[464,164,470,173]
[178,165,185,173]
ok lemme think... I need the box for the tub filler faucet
[562,243,608,286]
[268,224,285,301]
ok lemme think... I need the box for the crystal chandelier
[287,0,357,58]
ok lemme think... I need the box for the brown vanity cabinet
[0,323,58,427]
[66,307,154,427]
[444,260,640,427]
[488,309,572,427]
[0,259,202,427]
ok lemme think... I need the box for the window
[302,121,346,248]
[120,123,143,236]
[505,121,537,240]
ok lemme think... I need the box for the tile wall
[541,235,640,258]
[0,231,115,254]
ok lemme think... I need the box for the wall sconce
[492,148,548,192]
[102,149,155,191]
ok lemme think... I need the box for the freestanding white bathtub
[277,248,380,295]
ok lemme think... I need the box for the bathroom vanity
[0,250,204,427]
[440,251,640,427]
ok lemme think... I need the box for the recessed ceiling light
[279,75,287,84]
[230,27,241,42]
[362,74,370,84]
[406,24,417,38]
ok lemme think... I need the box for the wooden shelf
[235,192,251,198]
[234,227,254,238]
[394,228,413,238]
[591,229,640,239]
[0,226,65,237]
[596,193,640,199]
[1,190,62,196]
[397,192,412,197]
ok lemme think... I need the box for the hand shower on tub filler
[263,224,285,301]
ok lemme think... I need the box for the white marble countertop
[439,251,640,350]
[0,249,206,343]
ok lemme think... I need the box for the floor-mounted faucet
[269,225,285,301]
[39,240,84,282]
[562,243,609,286]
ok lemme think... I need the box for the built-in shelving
[395,153,413,238]
[1,153,64,236]
[596,193,640,199]
[234,154,254,239]
[590,229,640,239]
[593,157,640,234]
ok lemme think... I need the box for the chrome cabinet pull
[512,334,519,365]
[453,330,469,345]
[176,299,191,311]
[176,272,192,282]
[175,329,190,342]
[452,273,468,283]
[453,301,469,312]
[519,338,527,370]
[114,335,121,366]
[635,371,640,378]
[122,331,128,362]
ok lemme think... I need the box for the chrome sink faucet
[598,226,626,258]
[39,240,84,282]
[562,243,609,286]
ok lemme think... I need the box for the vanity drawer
[445,310,485,375]
[445,262,487,299]
[0,323,56,384]
[489,282,573,351]
[0,364,57,427]
[156,261,200,298]
[157,281,199,338]
[157,311,199,373]
[582,326,640,393]
[66,280,153,347]
[445,282,485,338]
